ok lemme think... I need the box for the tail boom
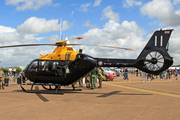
[95,58,136,67]
[95,29,173,75]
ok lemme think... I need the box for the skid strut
[20,83,63,95]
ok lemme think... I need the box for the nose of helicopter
[22,64,29,76]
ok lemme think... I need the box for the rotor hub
[151,58,157,64]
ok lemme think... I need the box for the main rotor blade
[0,44,56,48]
[66,44,133,51]
[0,42,133,51]
[67,37,83,40]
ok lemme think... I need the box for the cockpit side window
[37,61,61,75]
[28,61,38,72]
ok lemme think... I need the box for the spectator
[0,68,5,89]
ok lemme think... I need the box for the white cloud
[5,0,53,11]
[0,46,56,67]
[0,25,44,45]
[70,11,74,17]
[73,20,145,60]
[17,17,73,34]
[0,26,16,33]
[148,21,157,25]
[0,17,73,67]
[140,0,180,27]
[93,0,102,7]
[17,17,59,34]
[123,0,142,8]
[52,3,60,7]
[82,20,97,28]
[70,4,76,6]
[0,25,53,67]
[173,0,180,5]
[0,26,19,43]
[0,32,21,43]
[166,27,180,65]
[79,3,91,12]
[0,25,38,44]
[101,6,120,22]
[45,35,59,43]
[0,18,73,67]
[175,10,180,15]
[62,21,73,31]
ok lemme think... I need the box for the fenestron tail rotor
[144,51,165,71]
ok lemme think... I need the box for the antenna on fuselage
[60,17,63,41]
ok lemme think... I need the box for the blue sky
[0,0,180,67]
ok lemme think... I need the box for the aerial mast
[60,17,63,41]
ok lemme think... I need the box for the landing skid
[42,85,60,90]
[20,85,64,94]
[41,84,82,91]
[20,83,63,94]
[20,83,82,94]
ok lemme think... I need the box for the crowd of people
[72,67,179,90]
[0,69,26,90]
[115,68,179,81]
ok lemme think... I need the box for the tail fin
[135,29,173,75]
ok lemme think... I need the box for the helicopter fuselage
[24,54,96,85]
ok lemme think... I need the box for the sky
[0,0,180,67]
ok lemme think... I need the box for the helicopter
[0,29,174,94]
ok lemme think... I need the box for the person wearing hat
[0,68,5,89]
[97,67,103,89]
[90,68,98,90]
[85,72,91,88]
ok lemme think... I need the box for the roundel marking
[98,61,103,66]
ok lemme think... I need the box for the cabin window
[28,61,38,72]
[52,62,59,70]
[65,52,72,61]
[38,61,50,71]
[161,36,163,46]
[83,56,87,60]
[37,61,63,76]
[155,36,157,46]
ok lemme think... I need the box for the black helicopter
[0,29,173,94]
